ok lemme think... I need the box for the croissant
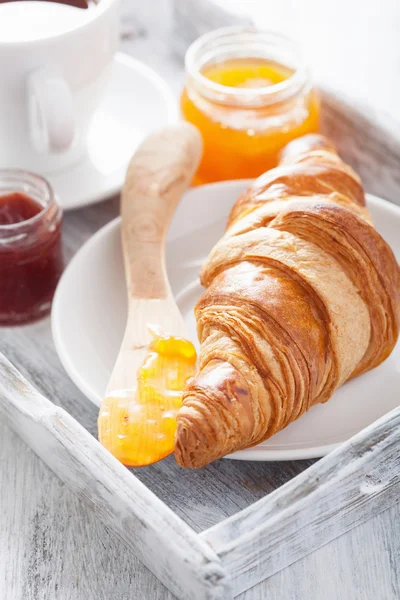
[175,134,400,468]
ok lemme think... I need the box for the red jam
[0,191,64,326]
[0,192,42,225]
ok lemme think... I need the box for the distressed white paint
[201,407,400,596]
[0,353,230,600]
[1,349,399,600]
[2,419,399,600]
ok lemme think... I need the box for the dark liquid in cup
[0,0,96,8]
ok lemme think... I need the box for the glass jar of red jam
[0,170,64,326]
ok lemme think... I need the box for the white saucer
[49,53,177,210]
[52,181,400,461]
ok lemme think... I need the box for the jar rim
[185,26,310,107]
[0,169,58,231]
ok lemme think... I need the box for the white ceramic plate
[49,53,177,210]
[52,181,400,461]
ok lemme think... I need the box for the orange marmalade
[181,28,320,184]
[98,331,197,467]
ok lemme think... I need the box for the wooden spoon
[98,123,202,467]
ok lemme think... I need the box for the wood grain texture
[0,353,230,600]
[238,502,400,600]
[0,422,175,600]
[320,87,400,204]
[201,407,400,596]
[1,0,400,598]
[2,420,398,600]
[2,352,399,600]
[106,124,202,399]
[121,123,202,299]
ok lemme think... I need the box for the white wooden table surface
[1,1,400,598]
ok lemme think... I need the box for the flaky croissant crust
[175,134,400,468]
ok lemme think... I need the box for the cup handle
[27,67,75,154]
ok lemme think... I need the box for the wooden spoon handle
[121,123,202,300]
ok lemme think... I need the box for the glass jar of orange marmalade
[181,27,320,184]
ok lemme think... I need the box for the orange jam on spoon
[181,28,320,184]
[98,330,197,467]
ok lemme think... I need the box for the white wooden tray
[0,352,399,600]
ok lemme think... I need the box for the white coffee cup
[0,0,120,173]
